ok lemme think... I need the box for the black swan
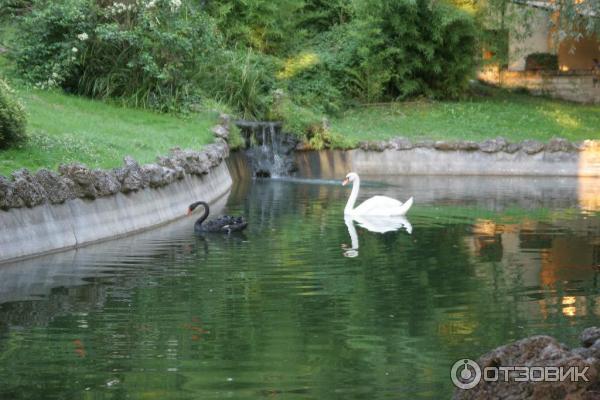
[187,201,248,234]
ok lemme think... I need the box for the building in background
[479,0,600,103]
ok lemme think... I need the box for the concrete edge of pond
[0,161,233,265]
[294,142,600,178]
[0,116,235,265]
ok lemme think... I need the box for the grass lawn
[0,88,217,176]
[331,88,600,146]
[2,83,599,176]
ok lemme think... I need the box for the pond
[0,173,598,399]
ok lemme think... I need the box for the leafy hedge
[0,79,26,149]
[12,0,480,137]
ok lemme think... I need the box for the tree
[202,0,306,54]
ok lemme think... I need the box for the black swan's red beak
[186,208,192,216]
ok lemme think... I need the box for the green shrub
[281,0,479,109]
[363,0,478,99]
[525,53,558,71]
[13,0,282,117]
[0,0,32,16]
[269,91,324,136]
[196,48,279,119]
[13,0,92,90]
[0,79,27,148]
[204,0,306,54]
[300,18,389,106]
[15,0,224,112]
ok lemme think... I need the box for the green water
[0,176,598,399]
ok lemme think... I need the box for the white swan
[342,172,413,216]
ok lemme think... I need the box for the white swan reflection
[342,215,412,258]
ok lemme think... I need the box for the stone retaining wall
[479,67,600,104]
[0,117,234,263]
[294,137,600,178]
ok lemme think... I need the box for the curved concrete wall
[294,147,600,178]
[0,162,232,264]
[351,148,598,176]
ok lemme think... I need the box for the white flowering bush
[14,0,91,90]
[15,0,224,112]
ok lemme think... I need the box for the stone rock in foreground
[479,137,507,153]
[92,169,121,197]
[547,137,575,153]
[581,328,600,348]
[141,164,176,188]
[522,140,545,155]
[205,142,229,166]
[114,156,146,193]
[59,163,98,199]
[359,141,388,152]
[389,137,413,150]
[454,329,600,400]
[155,155,185,180]
[12,169,47,207]
[212,124,229,141]
[166,148,211,175]
[504,142,521,154]
[35,169,75,204]
[435,140,458,151]
[0,175,25,209]
[414,139,435,148]
[457,141,480,151]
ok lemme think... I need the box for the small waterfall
[236,120,299,178]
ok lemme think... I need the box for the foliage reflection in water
[0,176,598,399]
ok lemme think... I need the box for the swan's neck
[195,202,210,227]
[344,177,360,214]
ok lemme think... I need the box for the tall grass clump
[195,48,280,119]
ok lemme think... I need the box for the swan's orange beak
[186,208,192,216]
[342,178,349,186]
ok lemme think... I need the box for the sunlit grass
[545,109,581,130]
[331,89,600,146]
[0,89,217,175]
